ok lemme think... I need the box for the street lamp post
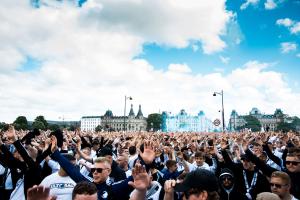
[124,95,132,131]
[213,90,225,132]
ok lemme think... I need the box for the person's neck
[281,193,292,200]
[58,170,68,177]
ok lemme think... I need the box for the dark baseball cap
[174,169,219,192]
[240,154,251,161]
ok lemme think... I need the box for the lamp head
[213,93,217,96]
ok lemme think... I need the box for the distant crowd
[1,126,300,200]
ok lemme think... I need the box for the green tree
[291,117,300,131]
[95,125,103,132]
[48,124,60,131]
[68,125,76,131]
[13,116,29,130]
[32,120,46,130]
[33,115,48,130]
[0,122,9,131]
[241,115,262,132]
[147,113,162,131]
[276,122,294,132]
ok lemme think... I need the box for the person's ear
[199,191,208,200]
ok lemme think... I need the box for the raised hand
[140,141,155,164]
[50,135,58,153]
[6,125,17,142]
[164,179,176,194]
[128,163,151,191]
[27,185,57,200]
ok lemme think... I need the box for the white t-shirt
[40,172,76,200]
[9,178,25,200]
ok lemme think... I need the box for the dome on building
[250,107,261,115]
[179,109,187,116]
[104,110,113,117]
[230,110,238,117]
[198,110,205,116]
[274,108,283,116]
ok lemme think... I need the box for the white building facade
[80,116,101,131]
[162,110,219,132]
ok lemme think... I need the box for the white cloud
[291,22,300,34]
[276,18,300,34]
[80,0,232,54]
[280,42,297,53]
[297,53,300,58]
[219,56,230,64]
[214,68,225,73]
[0,1,300,123]
[240,0,260,10]
[168,63,192,73]
[243,60,273,70]
[276,18,293,27]
[265,0,277,9]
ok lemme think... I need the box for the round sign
[213,119,221,126]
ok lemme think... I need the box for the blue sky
[138,0,300,90]
[1,0,300,122]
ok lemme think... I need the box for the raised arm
[129,163,151,200]
[50,136,88,183]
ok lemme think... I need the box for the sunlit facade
[162,109,219,132]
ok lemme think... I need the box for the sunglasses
[90,168,109,173]
[270,183,288,189]
[286,161,300,166]
[221,176,233,181]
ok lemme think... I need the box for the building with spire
[101,104,147,131]
[81,104,147,131]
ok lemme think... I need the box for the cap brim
[174,182,190,192]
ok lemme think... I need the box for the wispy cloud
[219,56,230,64]
[280,42,297,53]
[276,18,293,27]
[276,18,300,34]
[265,0,277,9]
[291,22,300,34]
[240,0,260,10]
[214,68,225,73]
[243,60,274,70]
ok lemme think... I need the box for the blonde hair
[271,171,291,185]
[94,157,111,168]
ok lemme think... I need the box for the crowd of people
[0,125,300,200]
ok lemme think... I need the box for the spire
[136,105,143,118]
[128,104,135,116]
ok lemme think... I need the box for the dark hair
[72,181,97,200]
[129,146,137,155]
[166,160,177,169]
[195,151,205,158]
[140,143,144,153]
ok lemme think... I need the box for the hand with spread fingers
[27,185,57,200]
[129,163,151,191]
[140,141,155,164]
